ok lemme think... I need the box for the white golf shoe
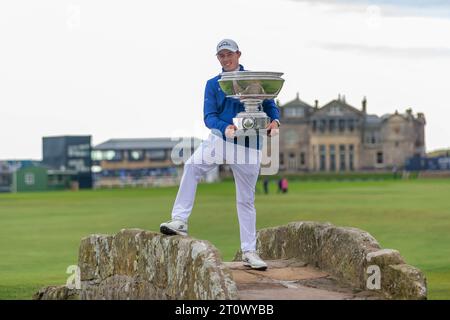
[242,251,268,270]
[160,219,188,236]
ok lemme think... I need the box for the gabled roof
[311,99,364,117]
[322,99,363,115]
[381,112,411,122]
[365,114,382,125]
[94,137,202,151]
[281,94,314,109]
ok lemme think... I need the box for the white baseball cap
[216,39,239,54]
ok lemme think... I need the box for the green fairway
[1,179,449,299]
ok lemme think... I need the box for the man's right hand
[225,124,237,139]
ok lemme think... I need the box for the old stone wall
[234,221,427,299]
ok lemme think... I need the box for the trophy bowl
[218,71,284,100]
[218,71,285,135]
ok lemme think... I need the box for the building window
[300,152,305,166]
[329,145,336,171]
[319,120,326,133]
[24,173,35,186]
[320,145,326,171]
[329,120,336,132]
[285,129,299,146]
[330,106,342,115]
[395,141,400,147]
[67,144,90,157]
[284,107,304,117]
[129,150,144,161]
[365,132,378,144]
[348,119,355,132]
[339,119,345,132]
[339,145,346,171]
[288,153,297,170]
[349,144,354,171]
[312,120,317,132]
[280,153,284,166]
[147,149,166,161]
[312,145,316,171]
[91,150,103,161]
[377,152,383,164]
[103,150,122,161]
[284,108,294,117]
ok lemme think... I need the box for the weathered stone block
[78,234,113,282]
[381,264,427,300]
[32,285,80,300]
[76,230,238,300]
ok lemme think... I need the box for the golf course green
[0,178,449,299]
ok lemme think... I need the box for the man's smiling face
[217,49,241,72]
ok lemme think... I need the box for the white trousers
[171,133,261,252]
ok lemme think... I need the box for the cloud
[290,0,450,7]
[289,0,450,18]
[314,42,450,59]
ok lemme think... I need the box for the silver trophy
[218,71,284,136]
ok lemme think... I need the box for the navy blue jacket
[203,65,280,149]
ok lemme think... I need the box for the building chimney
[338,93,341,101]
[315,100,319,109]
[296,92,300,100]
[342,95,346,103]
[417,112,426,124]
[362,96,367,113]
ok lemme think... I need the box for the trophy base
[234,128,268,137]
[233,112,270,134]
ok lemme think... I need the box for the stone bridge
[33,221,427,300]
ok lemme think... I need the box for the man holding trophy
[160,39,284,270]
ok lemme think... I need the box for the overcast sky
[1,0,449,159]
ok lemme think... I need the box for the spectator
[263,177,269,194]
[281,177,288,193]
[277,178,282,193]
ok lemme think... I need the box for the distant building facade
[0,159,77,193]
[406,155,450,171]
[92,137,208,188]
[0,162,11,192]
[42,136,93,189]
[11,166,48,192]
[278,94,426,172]
[0,160,41,192]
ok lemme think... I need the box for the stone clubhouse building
[277,94,426,172]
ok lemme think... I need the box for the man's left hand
[266,120,279,137]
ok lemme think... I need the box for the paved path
[223,259,381,300]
